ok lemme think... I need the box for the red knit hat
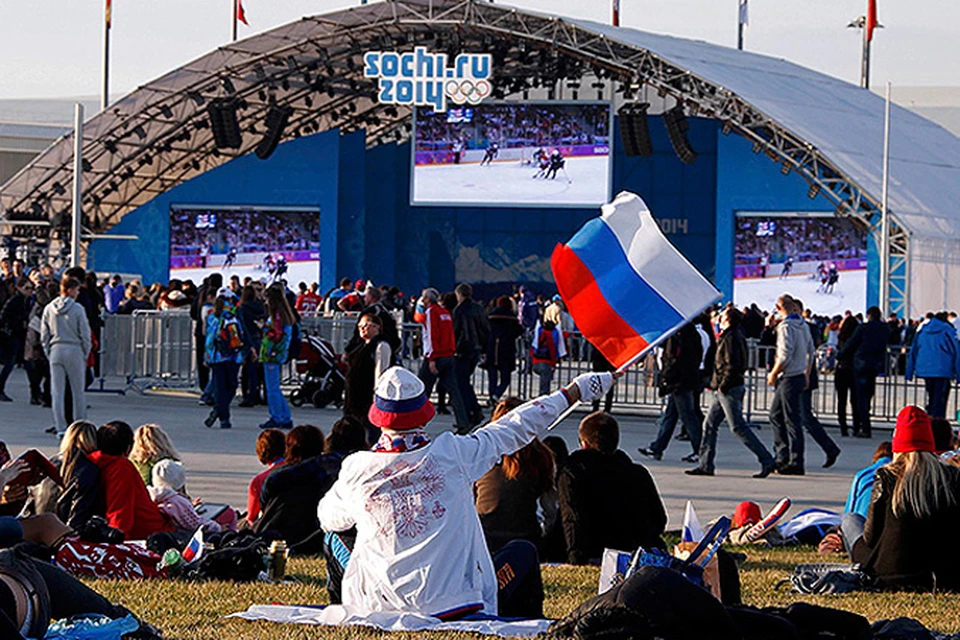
[732,501,762,529]
[892,405,935,453]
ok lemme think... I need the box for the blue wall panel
[88,131,342,288]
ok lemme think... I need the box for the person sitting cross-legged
[318,366,616,619]
[559,412,667,565]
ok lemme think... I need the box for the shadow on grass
[288,572,327,587]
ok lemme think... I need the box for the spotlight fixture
[160,104,173,118]
[721,121,733,136]
[222,77,236,95]
[781,162,791,175]
[132,125,147,140]
[807,183,821,199]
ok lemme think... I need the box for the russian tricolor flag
[551,191,720,369]
[181,527,205,565]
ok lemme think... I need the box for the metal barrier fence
[100,311,956,425]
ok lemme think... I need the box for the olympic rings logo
[445,79,492,105]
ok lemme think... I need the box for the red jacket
[88,451,174,540]
[419,303,456,361]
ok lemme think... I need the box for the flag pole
[737,0,745,51]
[879,81,892,313]
[232,0,238,42]
[860,18,871,89]
[71,104,85,268]
[102,0,111,111]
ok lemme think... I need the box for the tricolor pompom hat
[368,366,436,430]
[892,405,935,453]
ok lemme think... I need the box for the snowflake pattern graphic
[365,457,448,540]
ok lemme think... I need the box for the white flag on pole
[739,0,749,26]
[681,500,704,543]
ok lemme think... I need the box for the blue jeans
[924,377,951,419]
[211,361,240,427]
[698,386,774,473]
[419,356,469,428]
[769,374,806,468]
[801,389,840,458]
[263,363,291,425]
[487,364,512,401]
[840,512,865,557]
[650,390,701,455]
[532,362,554,396]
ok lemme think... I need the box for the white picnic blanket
[228,604,553,637]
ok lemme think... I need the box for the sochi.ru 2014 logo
[363,46,493,113]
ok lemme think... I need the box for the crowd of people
[734,217,867,267]
[4,257,960,633]
[415,103,609,153]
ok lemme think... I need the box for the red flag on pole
[105,0,112,28]
[237,0,249,26]
[612,0,620,26]
[866,0,878,41]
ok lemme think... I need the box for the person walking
[638,321,703,462]
[530,319,566,396]
[766,294,814,475]
[687,307,776,478]
[0,277,33,402]
[416,287,470,433]
[203,287,252,430]
[237,284,265,407]
[258,286,296,430]
[191,273,222,397]
[838,306,890,438]
[485,296,523,405]
[40,277,92,435]
[833,316,861,437]
[24,280,55,407]
[453,283,489,426]
[796,299,841,468]
[905,311,960,419]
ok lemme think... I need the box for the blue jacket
[204,307,249,365]
[906,318,960,381]
[844,456,891,518]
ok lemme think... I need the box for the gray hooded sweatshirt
[40,295,92,357]
[775,315,814,379]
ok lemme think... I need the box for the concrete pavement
[0,372,884,527]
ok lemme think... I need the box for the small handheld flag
[181,527,205,565]
[681,500,704,543]
[551,191,720,370]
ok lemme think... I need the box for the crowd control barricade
[99,310,196,392]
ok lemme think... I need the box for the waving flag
[237,0,249,26]
[551,191,720,369]
[681,501,704,543]
[181,527,205,564]
[865,0,878,41]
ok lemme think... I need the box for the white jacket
[318,391,570,617]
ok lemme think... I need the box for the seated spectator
[318,366,615,618]
[256,419,365,554]
[246,429,285,526]
[0,544,161,640]
[559,412,667,565]
[475,397,558,555]
[148,459,236,535]
[55,420,104,529]
[129,424,181,487]
[88,421,174,540]
[843,441,892,519]
[932,417,957,455]
[0,459,74,550]
[830,406,960,589]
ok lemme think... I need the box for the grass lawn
[86,546,960,640]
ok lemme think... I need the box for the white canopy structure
[2,0,958,315]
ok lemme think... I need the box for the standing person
[295,282,323,314]
[343,312,392,444]
[834,316,861,437]
[102,275,124,314]
[530,319,566,396]
[203,287,252,430]
[318,366,616,617]
[906,311,960,419]
[40,277,91,436]
[416,287,469,433]
[259,285,296,430]
[687,307,776,478]
[795,299,841,468]
[0,278,33,402]
[638,322,703,463]
[766,294,814,475]
[24,280,54,407]
[237,284,265,407]
[453,283,490,427]
[485,296,523,405]
[838,306,890,438]
[191,274,222,395]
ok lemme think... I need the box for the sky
[0,0,957,100]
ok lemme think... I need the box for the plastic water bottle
[159,549,184,576]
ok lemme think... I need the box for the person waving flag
[551,191,720,369]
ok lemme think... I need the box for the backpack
[534,330,554,360]
[214,314,244,357]
[285,322,301,364]
[777,562,873,595]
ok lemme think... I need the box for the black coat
[711,327,747,392]
[558,448,666,565]
[486,307,523,372]
[0,292,29,342]
[454,299,490,357]
[839,319,890,376]
[658,323,702,396]
[255,451,345,552]
[237,300,266,347]
[344,302,401,357]
[55,455,104,529]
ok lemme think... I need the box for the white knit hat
[152,458,186,491]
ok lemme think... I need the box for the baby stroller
[289,335,346,408]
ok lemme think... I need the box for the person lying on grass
[318,366,616,620]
